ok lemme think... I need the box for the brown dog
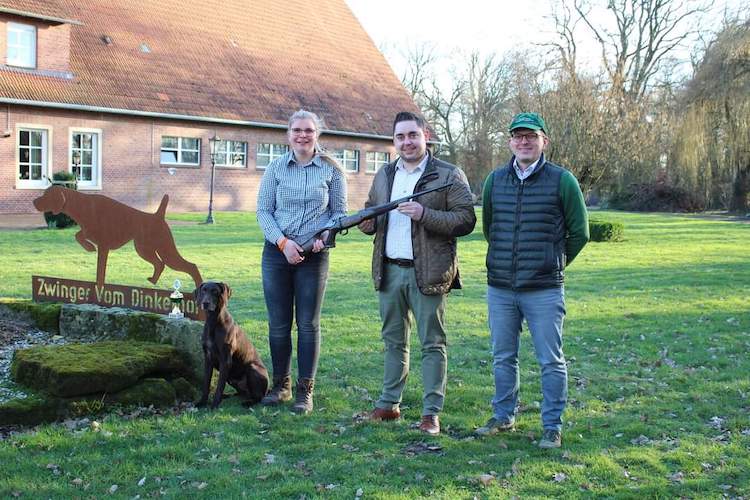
[32,186,202,288]
[195,281,269,409]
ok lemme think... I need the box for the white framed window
[366,151,390,174]
[69,129,102,189]
[214,140,247,168]
[256,143,289,169]
[17,126,51,189]
[160,136,200,165]
[7,22,36,68]
[332,149,360,173]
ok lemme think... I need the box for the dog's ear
[194,282,204,301]
[220,282,232,302]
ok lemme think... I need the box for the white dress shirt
[384,154,429,260]
[513,157,541,181]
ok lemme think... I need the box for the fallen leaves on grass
[668,471,684,483]
[478,474,495,486]
[402,441,443,457]
[630,435,651,445]
[708,416,725,429]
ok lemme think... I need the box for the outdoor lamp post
[206,134,221,224]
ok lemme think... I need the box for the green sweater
[481,166,589,266]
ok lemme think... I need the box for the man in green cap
[475,112,589,448]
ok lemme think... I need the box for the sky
[344,0,746,81]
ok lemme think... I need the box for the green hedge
[43,172,78,229]
[589,219,624,242]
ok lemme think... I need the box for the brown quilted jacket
[361,153,476,295]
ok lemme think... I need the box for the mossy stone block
[170,377,199,402]
[0,301,60,332]
[11,341,191,398]
[108,378,177,407]
[0,393,62,426]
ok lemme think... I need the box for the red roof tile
[0,0,420,137]
[0,0,80,24]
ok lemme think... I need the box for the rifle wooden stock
[296,182,453,256]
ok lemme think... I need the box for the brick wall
[0,105,396,214]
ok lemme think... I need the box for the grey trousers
[375,262,447,416]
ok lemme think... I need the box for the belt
[384,257,414,267]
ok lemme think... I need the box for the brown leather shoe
[369,407,401,421]
[419,414,440,435]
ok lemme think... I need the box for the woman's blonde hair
[287,109,341,171]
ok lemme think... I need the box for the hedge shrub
[589,219,624,242]
[43,172,78,229]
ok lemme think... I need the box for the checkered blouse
[256,151,347,244]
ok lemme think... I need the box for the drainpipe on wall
[2,105,10,137]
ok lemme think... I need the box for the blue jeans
[261,242,329,380]
[487,285,567,431]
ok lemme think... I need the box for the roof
[0,0,421,138]
[0,0,81,24]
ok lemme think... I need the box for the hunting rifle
[296,182,453,256]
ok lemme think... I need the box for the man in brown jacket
[358,111,476,435]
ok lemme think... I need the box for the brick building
[0,0,421,215]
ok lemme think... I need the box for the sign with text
[32,276,201,320]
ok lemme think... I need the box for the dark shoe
[260,375,292,406]
[292,378,314,414]
[418,414,440,435]
[538,429,562,449]
[475,416,515,436]
[369,407,401,421]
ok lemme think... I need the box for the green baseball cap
[509,112,546,133]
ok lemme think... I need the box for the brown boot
[260,375,292,406]
[292,378,314,414]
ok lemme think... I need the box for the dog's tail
[155,194,169,219]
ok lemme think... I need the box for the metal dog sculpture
[195,281,269,409]
[33,186,202,288]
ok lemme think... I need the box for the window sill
[15,181,50,190]
[160,163,200,169]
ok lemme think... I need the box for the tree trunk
[729,164,750,213]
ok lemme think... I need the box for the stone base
[59,303,204,381]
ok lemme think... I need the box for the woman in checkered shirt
[256,109,347,414]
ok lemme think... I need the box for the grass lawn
[0,209,748,498]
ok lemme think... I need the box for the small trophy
[168,279,184,318]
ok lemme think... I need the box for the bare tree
[569,0,709,100]
[399,43,465,165]
[459,52,515,193]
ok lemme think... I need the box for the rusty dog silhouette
[33,186,202,288]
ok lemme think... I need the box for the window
[256,143,289,169]
[7,23,36,68]
[17,127,49,188]
[332,149,360,173]
[366,151,390,174]
[214,140,247,168]
[70,130,102,189]
[161,136,200,165]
